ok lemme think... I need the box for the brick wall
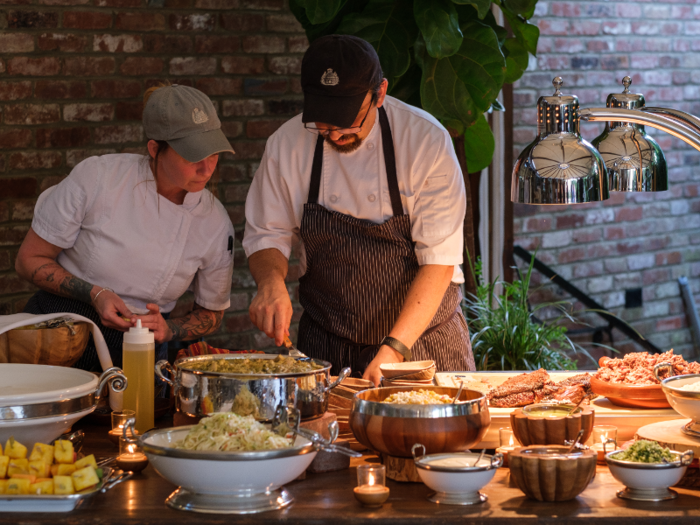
[0,0,307,351]
[513,0,700,358]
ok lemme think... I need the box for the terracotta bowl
[589,376,669,409]
[349,386,490,458]
[510,404,595,446]
[379,360,436,381]
[509,445,597,502]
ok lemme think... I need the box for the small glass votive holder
[116,437,149,473]
[353,464,390,507]
[589,425,618,463]
[495,427,518,467]
[109,410,136,445]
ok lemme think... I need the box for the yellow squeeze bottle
[122,319,155,434]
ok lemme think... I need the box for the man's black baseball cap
[301,35,383,129]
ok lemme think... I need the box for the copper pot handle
[327,367,351,391]
[95,367,128,401]
[155,359,175,387]
[122,418,140,445]
[654,362,673,383]
[681,450,694,466]
[491,453,504,469]
[411,443,426,460]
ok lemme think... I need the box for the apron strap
[378,106,404,217]
[307,134,325,204]
[306,107,404,217]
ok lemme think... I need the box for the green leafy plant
[290,0,539,172]
[463,256,599,371]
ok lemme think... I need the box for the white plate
[0,364,97,407]
[0,407,95,445]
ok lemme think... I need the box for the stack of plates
[380,360,436,386]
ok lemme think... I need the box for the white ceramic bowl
[0,364,97,406]
[413,449,503,505]
[141,426,318,496]
[657,372,700,422]
[0,407,95,445]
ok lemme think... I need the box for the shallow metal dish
[157,354,349,421]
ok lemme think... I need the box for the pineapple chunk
[57,464,77,476]
[54,440,74,464]
[74,454,97,470]
[7,458,29,477]
[29,479,54,495]
[0,456,8,478]
[28,460,50,479]
[6,478,31,495]
[0,480,7,494]
[71,466,99,492]
[50,464,60,477]
[4,438,27,459]
[29,443,54,465]
[53,476,74,495]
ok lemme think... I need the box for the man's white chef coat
[32,154,234,314]
[243,96,466,283]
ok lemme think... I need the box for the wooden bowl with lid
[510,404,595,446]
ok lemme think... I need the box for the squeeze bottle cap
[123,319,155,345]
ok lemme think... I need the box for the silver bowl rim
[351,386,488,419]
[140,425,316,461]
[414,451,501,473]
[660,373,700,400]
[513,445,593,460]
[605,449,690,470]
[173,354,333,379]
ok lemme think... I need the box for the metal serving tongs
[283,335,308,358]
[272,406,362,458]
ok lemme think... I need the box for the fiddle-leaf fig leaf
[503,37,529,83]
[289,0,371,42]
[414,0,463,59]
[294,0,347,24]
[502,0,538,19]
[338,0,419,81]
[463,113,495,173]
[452,0,492,20]
[501,9,539,55]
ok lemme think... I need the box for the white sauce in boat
[426,457,489,468]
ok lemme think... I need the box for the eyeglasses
[304,101,374,137]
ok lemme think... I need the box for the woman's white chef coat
[31,154,234,314]
[243,95,467,283]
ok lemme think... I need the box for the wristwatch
[379,336,412,362]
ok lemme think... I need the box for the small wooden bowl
[509,446,597,501]
[510,404,595,446]
[380,361,436,381]
[590,376,669,409]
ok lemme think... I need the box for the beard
[326,133,363,153]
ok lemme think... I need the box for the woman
[15,84,235,370]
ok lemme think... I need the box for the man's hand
[131,303,170,343]
[249,279,293,346]
[92,288,133,332]
[363,345,404,387]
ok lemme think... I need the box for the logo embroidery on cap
[192,107,209,125]
[321,69,339,86]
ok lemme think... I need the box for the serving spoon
[452,380,465,404]
[283,335,308,358]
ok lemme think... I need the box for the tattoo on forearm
[167,306,223,342]
[29,261,93,303]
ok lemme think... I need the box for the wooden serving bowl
[590,376,670,409]
[510,404,595,446]
[509,446,597,502]
[349,386,490,458]
[379,360,436,381]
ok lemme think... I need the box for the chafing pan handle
[96,367,128,401]
[411,443,426,461]
[491,452,504,469]
[654,362,673,383]
[328,367,351,391]
[681,450,694,466]
[155,360,175,387]
[122,418,140,445]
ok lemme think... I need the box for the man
[243,35,475,386]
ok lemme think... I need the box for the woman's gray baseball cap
[143,84,234,163]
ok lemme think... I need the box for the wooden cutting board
[635,418,700,455]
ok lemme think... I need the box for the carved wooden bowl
[510,404,595,446]
[349,386,490,458]
[590,376,669,409]
[509,446,597,501]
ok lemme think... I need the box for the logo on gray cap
[192,107,209,124]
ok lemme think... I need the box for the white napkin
[0,312,123,410]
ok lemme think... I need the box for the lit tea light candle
[588,425,617,463]
[116,438,149,473]
[109,410,136,445]
[353,464,390,507]
[495,427,519,466]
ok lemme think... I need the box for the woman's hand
[131,303,171,344]
[92,288,133,332]
[362,345,405,387]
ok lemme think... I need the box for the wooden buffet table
[2,416,700,524]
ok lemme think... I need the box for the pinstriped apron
[297,107,475,377]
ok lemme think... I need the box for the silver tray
[0,467,131,512]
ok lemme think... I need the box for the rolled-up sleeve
[410,131,466,266]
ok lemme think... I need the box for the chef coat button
[367,143,375,150]
[330,195,338,203]
[368,194,376,202]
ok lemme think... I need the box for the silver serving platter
[0,467,131,512]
